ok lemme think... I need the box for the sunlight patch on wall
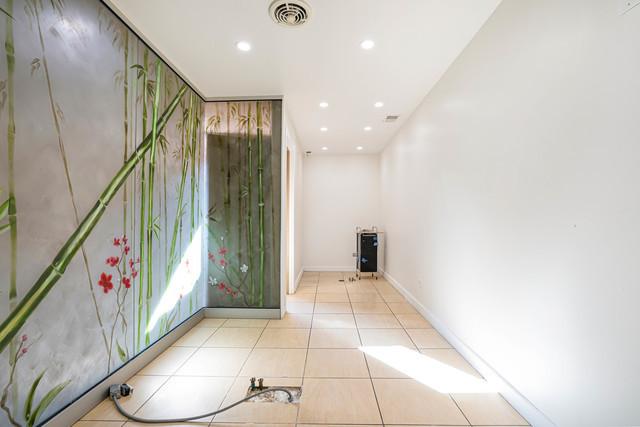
[147,226,203,333]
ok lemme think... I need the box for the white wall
[380,1,640,426]
[303,154,380,270]
[282,106,305,291]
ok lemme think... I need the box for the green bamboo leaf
[23,371,46,422]
[167,309,177,328]
[0,222,10,235]
[27,380,70,427]
[0,198,9,220]
[146,79,156,101]
[158,134,169,155]
[1,5,13,19]
[55,102,65,123]
[152,215,161,239]
[116,340,127,362]
[30,57,41,76]
[49,0,64,19]
[113,70,124,87]
[24,1,35,20]
[130,64,146,79]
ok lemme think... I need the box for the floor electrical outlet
[244,386,302,404]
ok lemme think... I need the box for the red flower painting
[106,256,119,267]
[98,272,114,293]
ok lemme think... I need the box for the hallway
[78,271,527,426]
[1,1,639,425]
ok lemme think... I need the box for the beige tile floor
[78,271,529,427]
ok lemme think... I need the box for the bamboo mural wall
[0,1,206,425]
[205,101,282,309]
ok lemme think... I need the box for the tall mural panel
[0,1,206,425]
[205,101,282,308]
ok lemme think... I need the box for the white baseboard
[204,307,281,319]
[382,269,555,427]
[292,268,304,293]
[303,265,356,272]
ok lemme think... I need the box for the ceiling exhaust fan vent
[384,115,400,123]
[269,0,312,27]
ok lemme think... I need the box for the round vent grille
[269,0,311,27]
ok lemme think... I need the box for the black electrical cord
[109,384,294,424]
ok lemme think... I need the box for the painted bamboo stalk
[269,104,278,304]
[145,60,162,345]
[136,49,149,352]
[165,93,194,295]
[32,1,111,362]
[127,41,137,356]
[4,0,19,415]
[162,72,169,290]
[0,85,188,355]
[246,103,255,304]
[237,108,243,273]
[157,94,190,335]
[188,92,197,313]
[5,0,16,312]
[223,104,231,235]
[257,102,266,306]
[122,31,129,238]
[197,102,203,307]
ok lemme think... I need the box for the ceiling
[107,0,500,154]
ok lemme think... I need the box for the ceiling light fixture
[321,146,328,151]
[374,101,384,108]
[320,127,328,132]
[356,146,364,151]
[236,41,252,52]
[319,101,329,108]
[360,39,375,50]
[364,126,372,131]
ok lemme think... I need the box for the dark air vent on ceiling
[269,0,312,27]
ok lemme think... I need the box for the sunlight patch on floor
[359,345,498,393]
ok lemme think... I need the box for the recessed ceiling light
[360,39,375,50]
[236,41,252,52]
[356,146,364,151]
[319,101,329,108]
[364,126,372,131]
[320,127,328,132]
[374,101,384,108]
[321,146,328,151]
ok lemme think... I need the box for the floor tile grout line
[210,320,269,424]
[117,322,226,422]
[347,274,386,426]
[450,393,473,426]
[297,276,319,424]
[127,368,176,419]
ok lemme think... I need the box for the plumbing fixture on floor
[109,378,295,424]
